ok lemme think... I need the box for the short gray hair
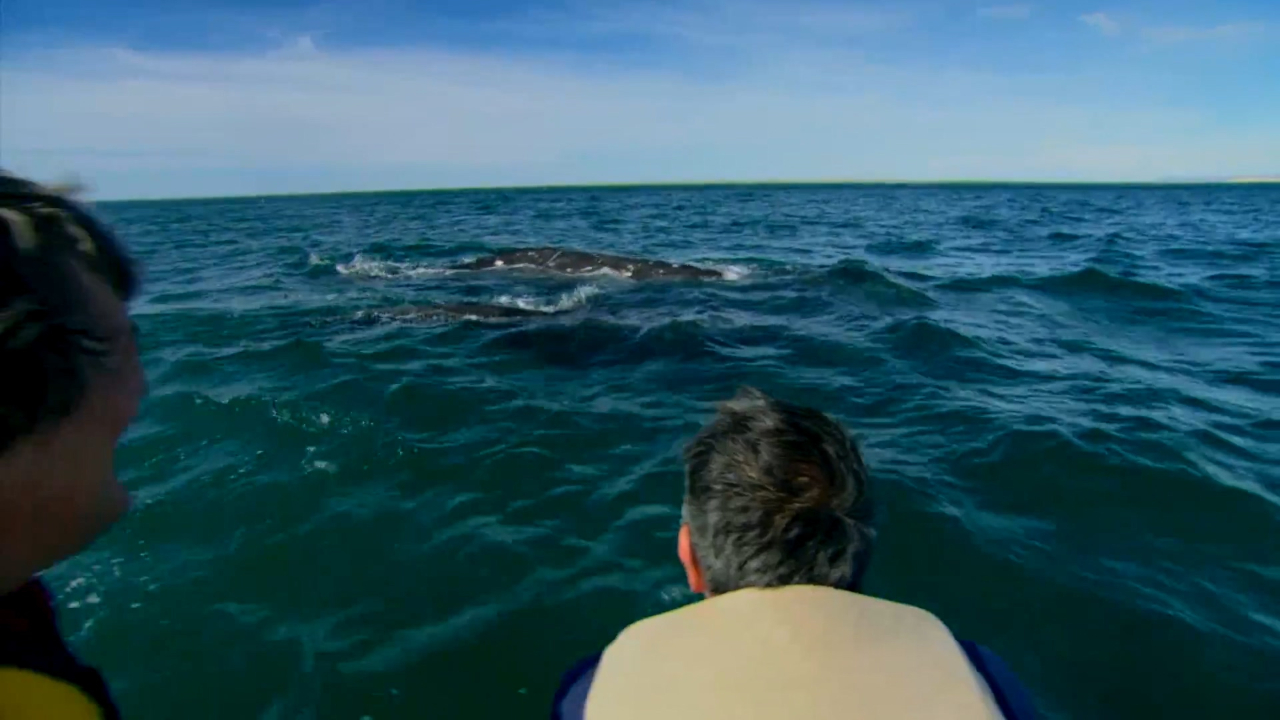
[682,387,875,594]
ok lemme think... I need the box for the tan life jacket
[583,585,1006,720]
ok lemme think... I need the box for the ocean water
[49,185,1277,719]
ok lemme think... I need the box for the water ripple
[65,185,1280,720]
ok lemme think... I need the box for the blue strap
[550,651,602,720]
[958,640,1039,720]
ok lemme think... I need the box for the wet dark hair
[682,387,876,594]
[0,171,139,453]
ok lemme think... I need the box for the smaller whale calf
[351,303,563,325]
[449,247,723,280]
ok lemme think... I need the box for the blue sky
[2,0,1277,199]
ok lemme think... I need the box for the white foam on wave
[708,264,751,281]
[336,253,448,279]
[492,284,604,313]
[307,251,332,267]
[307,460,339,474]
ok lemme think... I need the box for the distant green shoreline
[98,177,1280,204]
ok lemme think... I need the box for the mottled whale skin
[449,247,723,280]
[351,303,559,324]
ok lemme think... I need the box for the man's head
[0,171,143,591]
[678,387,875,596]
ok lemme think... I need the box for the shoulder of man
[0,579,121,720]
[550,640,1038,720]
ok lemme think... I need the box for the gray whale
[449,247,723,280]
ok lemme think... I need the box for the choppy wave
[491,284,604,313]
[483,318,726,368]
[958,213,1002,231]
[821,259,938,308]
[877,316,983,355]
[1046,230,1086,241]
[940,265,1190,303]
[937,273,1025,292]
[1034,266,1188,302]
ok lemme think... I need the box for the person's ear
[678,523,708,596]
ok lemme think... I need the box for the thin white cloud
[1080,12,1121,36]
[506,0,914,56]
[1141,22,1266,44]
[0,3,1272,199]
[978,5,1032,21]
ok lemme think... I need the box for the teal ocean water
[50,185,1277,718]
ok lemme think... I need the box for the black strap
[0,579,122,720]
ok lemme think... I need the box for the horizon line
[94,177,1280,204]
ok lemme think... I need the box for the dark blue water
[50,185,1279,718]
